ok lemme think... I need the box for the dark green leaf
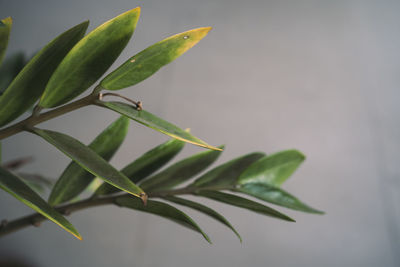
[101,27,212,90]
[97,101,222,151]
[39,8,141,108]
[48,116,130,205]
[140,145,223,192]
[238,183,324,214]
[0,17,12,66]
[164,196,242,242]
[0,166,81,239]
[115,195,211,243]
[94,138,184,196]
[238,150,305,187]
[196,190,295,222]
[192,152,265,188]
[0,53,26,94]
[0,21,89,127]
[32,128,145,200]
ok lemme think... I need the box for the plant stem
[0,93,99,140]
[0,196,114,238]
[0,185,233,238]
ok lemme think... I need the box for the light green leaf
[0,17,12,66]
[238,150,305,187]
[97,101,222,151]
[164,196,242,242]
[140,145,223,192]
[39,8,141,108]
[115,195,211,243]
[0,166,81,239]
[48,116,130,205]
[0,21,89,127]
[192,152,265,188]
[32,128,145,200]
[196,190,295,222]
[238,183,324,214]
[94,138,184,196]
[101,27,211,90]
[0,52,26,94]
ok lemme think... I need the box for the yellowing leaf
[100,27,211,90]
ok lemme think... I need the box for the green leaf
[0,21,89,127]
[192,152,265,188]
[163,196,242,242]
[140,145,223,192]
[196,190,295,222]
[238,150,305,187]
[100,27,212,90]
[97,101,222,151]
[32,128,145,200]
[115,195,211,243]
[0,166,81,239]
[0,52,26,94]
[39,8,141,108]
[238,183,324,214]
[94,138,184,196]
[0,17,12,66]
[48,116,130,205]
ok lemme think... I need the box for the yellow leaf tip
[71,232,83,240]
[210,145,223,151]
[119,7,141,18]
[194,27,212,34]
[2,17,12,24]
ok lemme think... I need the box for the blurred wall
[0,0,399,266]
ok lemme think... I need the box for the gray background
[0,0,399,266]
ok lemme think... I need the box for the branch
[0,185,232,238]
[0,92,100,140]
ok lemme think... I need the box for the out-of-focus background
[0,0,399,266]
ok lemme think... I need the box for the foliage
[0,8,323,243]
